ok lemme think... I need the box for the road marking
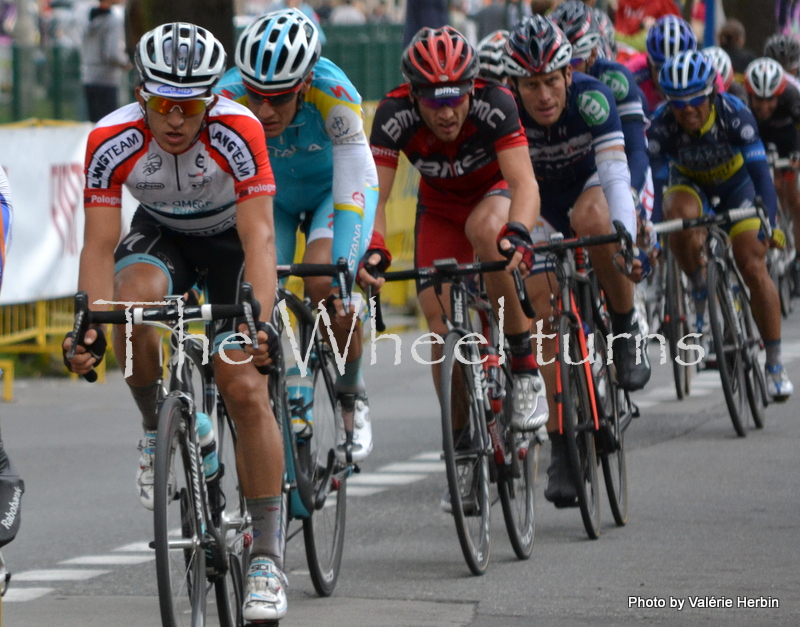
[113,542,152,552]
[346,486,387,497]
[3,587,54,602]
[348,472,428,486]
[14,569,111,582]
[60,555,154,566]
[378,461,445,473]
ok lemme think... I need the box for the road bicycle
[270,260,357,597]
[662,241,696,400]
[69,284,261,627]
[379,260,539,575]
[654,204,770,437]
[525,223,636,539]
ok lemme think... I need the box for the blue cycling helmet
[659,50,715,97]
[646,16,696,67]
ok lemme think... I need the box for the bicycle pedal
[631,402,641,418]
[352,463,361,474]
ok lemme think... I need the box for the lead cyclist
[216,9,378,471]
[62,23,290,622]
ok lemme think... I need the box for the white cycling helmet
[236,9,321,92]
[702,46,733,88]
[744,57,787,99]
[476,30,509,80]
[135,22,226,94]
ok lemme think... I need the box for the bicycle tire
[154,395,208,627]
[737,288,767,430]
[593,328,629,527]
[497,360,537,560]
[707,259,748,437]
[301,340,346,597]
[558,315,601,539]
[664,247,693,400]
[440,330,491,575]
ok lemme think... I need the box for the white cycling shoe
[242,557,288,623]
[335,393,373,464]
[766,364,793,403]
[511,372,549,431]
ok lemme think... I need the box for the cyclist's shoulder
[371,85,422,144]
[469,78,522,133]
[306,58,362,111]
[590,59,643,104]
[87,103,148,149]
[568,73,619,129]
[215,67,248,104]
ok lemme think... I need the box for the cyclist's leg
[571,180,650,390]
[775,169,800,292]
[464,183,547,430]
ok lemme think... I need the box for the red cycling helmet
[402,26,479,91]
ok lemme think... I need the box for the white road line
[348,473,428,486]
[377,461,445,474]
[346,486,387,497]
[411,451,442,462]
[3,587,54,602]
[14,569,111,582]
[113,542,152,552]
[60,554,154,566]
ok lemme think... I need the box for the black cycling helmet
[764,34,800,72]
[504,15,573,77]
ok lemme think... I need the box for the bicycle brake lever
[70,292,98,383]
[512,268,536,319]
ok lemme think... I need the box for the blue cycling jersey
[647,92,779,226]
[0,166,11,291]
[216,57,378,285]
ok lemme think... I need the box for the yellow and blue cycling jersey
[216,58,378,285]
[0,166,12,292]
[647,92,779,228]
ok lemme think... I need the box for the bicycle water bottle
[480,345,503,414]
[196,412,219,482]
[286,364,314,436]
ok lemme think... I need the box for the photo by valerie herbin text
[629,595,780,610]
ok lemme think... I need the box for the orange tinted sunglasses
[142,92,214,116]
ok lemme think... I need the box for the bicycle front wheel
[664,246,693,399]
[441,331,491,575]
[737,288,767,430]
[154,395,208,627]
[301,340,346,597]
[558,315,601,539]
[708,259,748,437]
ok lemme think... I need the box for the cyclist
[476,29,509,83]
[625,15,697,111]
[744,56,800,295]
[764,34,800,92]
[704,45,748,103]
[216,8,378,464]
[0,165,11,292]
[502,15,650,508]
[648,50,793,402]
[365,25,548,511]
[62,23,289,622]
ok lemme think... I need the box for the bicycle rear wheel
[558,315,601,539]
[707,259,748,437]
[664,246,693,399]
[441,330,491,575]
[737,288,767,430]
[497,359,537,560]
[301,340,346,597]
[154,395,208,627]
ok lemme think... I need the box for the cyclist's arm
[497,144,539,228]
[621,115,649,193]
[596,145,637,238]
[237,195,277,322]
[357,164,395,289]
[735,103,780,227]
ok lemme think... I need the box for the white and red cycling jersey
[84,97,275,236]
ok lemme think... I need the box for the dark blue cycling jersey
[647,92,778,227]
[587,58,650,192]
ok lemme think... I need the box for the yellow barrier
[0,359,13,402]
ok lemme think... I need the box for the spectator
[470,0,505,41]
[277,0,327,44]
[369,0,392,23]
[614,0,680,52]
[717,18,756,78]
[403,0,448,46]
[80,0,129,123]
[329,0,366,24]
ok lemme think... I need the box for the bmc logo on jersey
[208,122,257,180]
[599,71,629,101]
[578,91,610,126]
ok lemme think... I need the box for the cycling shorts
[114,208,248,354]
[414,180,510,291]
[665,170,761,238]
[539,173,601,236]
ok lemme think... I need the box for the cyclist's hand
[497,222,534,275]
[237,320,280,370]
[770,227,786,250]
[62,327,107,375]
[324,293,361,331]
[357,251,387,293]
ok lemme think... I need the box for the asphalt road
[1,312,799,626]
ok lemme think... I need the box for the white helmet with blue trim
[235,8,321,92]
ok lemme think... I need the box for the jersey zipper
[174,154,181,192]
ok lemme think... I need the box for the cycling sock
[247,495,284,571]
[765,339,782,368]
[128,380,161,432]
[609,307,636,335]
[506,331,539,374]
[335,357,364,395]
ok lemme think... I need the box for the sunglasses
[141,92,214,116]
[244,83,303,107]
[416,93,469,109]
[667,93,710,109]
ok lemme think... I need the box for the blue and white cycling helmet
[659,50,715,97]
[646,16,696,67]
[235,8,321,92]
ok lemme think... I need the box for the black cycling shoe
[613,320,651,391]
[544,433,577,508]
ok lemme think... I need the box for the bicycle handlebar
[277,258,352,308]
[652,201,771,240]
